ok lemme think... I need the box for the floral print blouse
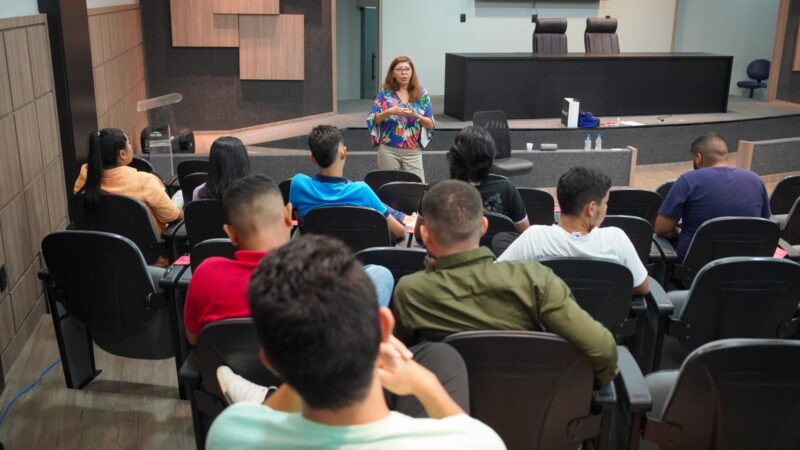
[366,87,434,149]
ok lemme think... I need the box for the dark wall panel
[141,0,332,131]
[776,0,800,103]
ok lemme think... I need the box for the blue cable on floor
[0,357,61,429]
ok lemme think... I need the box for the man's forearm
[412,371,463,419]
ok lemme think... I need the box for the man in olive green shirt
[394,180,618,384]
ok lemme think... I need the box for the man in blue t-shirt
[655,132,771,260]
[289,125,407,239]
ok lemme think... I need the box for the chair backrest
[41,231,173,359]
[356,247,427,285]
[376,182,428,214]
[73,194,161,265]
[181,172,208,205]
[444,331,599,450]
[781,197,800,245]
[769,174,800,215]
[601,215,653,265]
[518,187,555,226]
[655,179,675,201]
[533,18,568,54]
[191,238,238,273]
[607,189,662,225]
[584,17,619,53]
[677,257,800,353]
[278,178,292,205]
[177,159,209,183]
[302,206,391,252]
[364,170,422,193]
[473,110,511,159]
[184,199,227,246]
[656,339,800,450]
[481,212,517,251]
[681,217,779,280]
[130,156,155,174]
[538,257,634,339]
[746,59,770,82]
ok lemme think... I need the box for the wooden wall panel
[0,195,33,288]
[170,0,239,48]
[0,115,22,207]
[3,29,35,110]
[14,103,44,187]
[239,14,304,80]
[26,25,53,97]
[0,34,13,117]
[36,93,60,166]
[212,0,278,15]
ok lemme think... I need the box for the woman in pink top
[73,128,182,231]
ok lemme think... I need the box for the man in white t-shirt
[206,235,505,450]
[498,167,649,295]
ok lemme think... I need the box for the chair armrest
[37,265,51,282]
[652,236,677,263]
[176,266,193,290]
[162,221,187,262]
[178,349,200,387]
[159,263,190,292]
[644,276,673,317]
[779,238,800,261]
[614,346,652,413]
[162,219,184,241]
[165,175,180,196]
[592,379,617,410]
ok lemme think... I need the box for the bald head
[690,133,728,167]
[223,174,285,236]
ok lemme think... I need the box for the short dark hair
[447,126,495,183]
[222,174,284,234]
[421,180,484,247]
[690,132,728,159]
[556,167,611,216]
[308,125,343,168]
[248,235,380,409]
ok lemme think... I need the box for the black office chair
[278,179,292,205]
[364,170,422,193]
[191,238,238,273]
[73,193,170,265]
[601,215,654,266]
[481,212,517,254]
[184,199,227,247]
[538,257,636,341]
[180,318,282,450]
[607,189,662,225]
[356,247,427,286]
[39,231,181,394]
[130,156,155,174]
[303,206,391,252]
[376,182,428,214]
[181,172,208,206]
[532,17,568,54]
[443,331,617,450]
[473,110,533,176]
[177,159,210,183]
[655,180,675,201]
[584,17,620,54]
[736,59,770,98]
[779,197,800,245]
[769,174,800,215]
[656,257,800,370]
[518,187,555,225]
[624,339,800,450]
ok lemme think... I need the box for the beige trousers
[377,144,426,182]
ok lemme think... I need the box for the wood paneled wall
[88,4,147,151]
[0,14,68,378]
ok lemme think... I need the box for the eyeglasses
[394,67,412,73]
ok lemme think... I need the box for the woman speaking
[367,56,434,182]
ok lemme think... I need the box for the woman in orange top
[73,128,182,231]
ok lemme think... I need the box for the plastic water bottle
[584,134,592,151]
[595,133,603,151]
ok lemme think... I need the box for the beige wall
[0,14,68,377]
[88,3,147,151]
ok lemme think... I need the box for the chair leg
[46,285,101,389]
[749,88,755,99]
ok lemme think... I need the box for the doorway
[360,6,378,99]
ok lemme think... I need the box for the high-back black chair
[181,172,208,205]
[376,182,428,214]
[364,170,422,193]
[303,206,391,252]
[658,257,800,371]
[673,217,779,284]
[518,187,555,225]
[770,174,800,215]
[444,331,613,450]
[633,339,800,450]
[601,215,653,265]
[780,197,800,245]
[655,179,675,201]
[607,189,662,225]
[533,18,567,54]
[191,238,237,273]
[278,178,292,205]
[180,318,282,450]
[584,17,619,53]
[538,257,636,340]
[481,212,517,253]
[184,199,227,247]
[177,159,210,184]
[356,247,427,286]
[736,59,771,98]
[40,231,180,394]
[73,193,163,265]
[473,110,533,176]
[130,156,155,174]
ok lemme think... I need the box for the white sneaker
[216,366,273,405]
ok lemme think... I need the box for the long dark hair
[200,136,251,200]
[78,128,128,207]
[447,125,496,184]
